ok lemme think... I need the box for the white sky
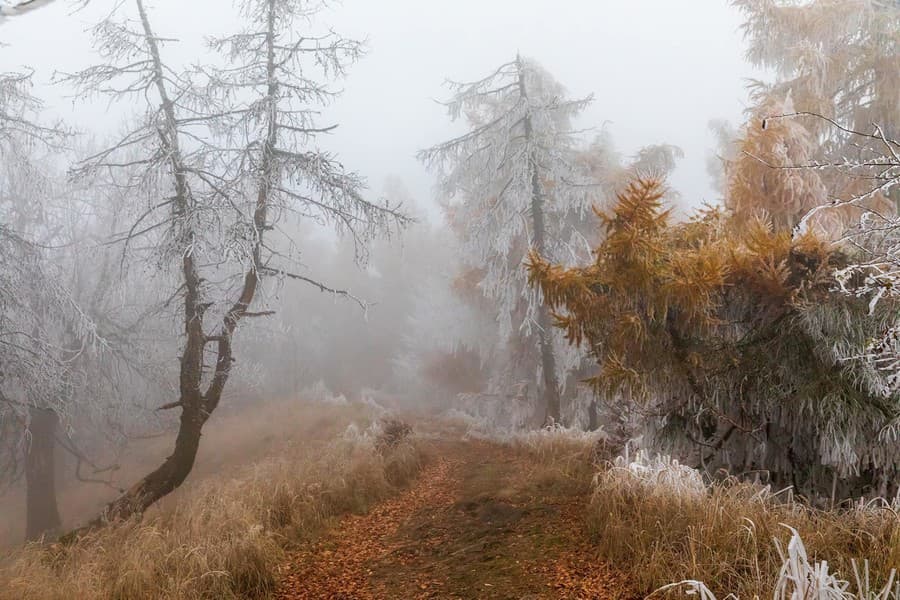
[0,0,765,220]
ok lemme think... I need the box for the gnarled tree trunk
[101,400,207,522]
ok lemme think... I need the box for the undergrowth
[660,526,900,600]
[591,450,900,599]
[0,418,422,600]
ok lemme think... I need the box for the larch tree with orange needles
[715,0,900,236]
[726,1,900,466]
[530,177,900,500]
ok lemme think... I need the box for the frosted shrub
[516,422,605,443]
[602,449,707,499]
[510,423,607,458]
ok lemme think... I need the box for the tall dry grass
[660,526,900,600]
[590,451,900,599]
[508,424,606,495]
[0,399,370,546]
[0,410,422,600]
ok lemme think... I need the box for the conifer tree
[719,0,900,231]
[530,177,900,499]
[419,56,594,424]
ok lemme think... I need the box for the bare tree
[61,0,406,527]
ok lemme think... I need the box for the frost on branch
[55,0,409,526]
[419,56,594,340]
[418,56,597,423]
[0,72,109,498]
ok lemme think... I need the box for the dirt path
[276,439,630,599]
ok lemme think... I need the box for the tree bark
[99,401,207,521]
[80,0,213,526]
[517,56,562,425]
[25,407,61,541]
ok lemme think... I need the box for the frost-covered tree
[530,176,900,500]
[717,0,900,232]
[607,0,900,499]
[735,0,899,141]
[0,231,79,540]
[722,93,833,232]
[419,56,595,424]
[0,71,109,540]
[728,1,900,416]
[799,119,900,399]
[0,73,163,541]
[61,0,406,527]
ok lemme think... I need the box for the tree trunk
[66,0,218,530]
[25,407,61,541]
[587,399,600,432]
[536,307,561,424]
[518,56,562,425]
[101,402,207,523]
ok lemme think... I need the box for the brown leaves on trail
[536,540,633,600]
[276,440,632,599]
[526,489,634,600]
[276,456,458,600]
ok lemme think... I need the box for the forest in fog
[0,1,898,599]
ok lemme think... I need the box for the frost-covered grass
[510,422,605,452]
[659,527,899,600]
[590,451,900,599]
[0,410,422,600]
[602,449,707,499]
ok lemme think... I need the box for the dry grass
[662,526,900,600]
[0,399,370,545]
[0,407,422,600]
[507,425,605,496]
[589,451,900,599]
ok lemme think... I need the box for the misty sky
[0,0,764,221]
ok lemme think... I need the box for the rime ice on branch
[419,56,595,423]
[59,0,408,527]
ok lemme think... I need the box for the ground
[276,438,632,599]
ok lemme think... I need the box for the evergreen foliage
[529,178,900,498]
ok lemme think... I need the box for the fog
[0,0,764,544]
[4,0,894,558]
[0,0,762,217]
